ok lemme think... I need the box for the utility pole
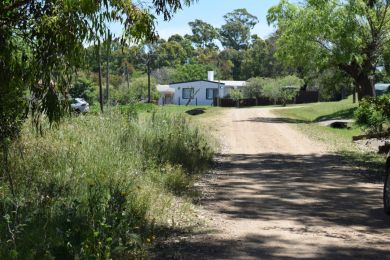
[105,51,109,104]
[147,54,151,103]
[105,30,111,104]
[97,39,103,113]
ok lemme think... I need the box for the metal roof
[156,84,175,94]
[168,79,247,88]
[169,80,225,85]
[216,80,246,87]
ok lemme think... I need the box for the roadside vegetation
[355,94,390,134]
[0,108,214,259]
[2,0,390,258]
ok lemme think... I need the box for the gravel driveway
[156,107,390,259]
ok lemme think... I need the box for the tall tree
[0,0,195,192]
[219,8,259,50]
[188,19,219,48]
[268,0,390,99]
[241,37,271,78]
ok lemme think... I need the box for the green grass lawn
[274,97,386,181]
[276,96,358,122]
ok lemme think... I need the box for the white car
[71,98,89,113]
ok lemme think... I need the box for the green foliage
[131,77,158,101]
[243,77,267,98]
[151,67,176,84]
[0,34,29,145]
[261,76,303,106]
[0,0,195,132]
[0,110,213,258]
[274,96,357,122]
[306,67,354,101]
[129,113,214,173]
[355,94,390,133]
[172,63,214,82]
[155,38,194,67]
[110,77,158,105]
[69,77,96,104]
[267,0,389,99]
[188,19,219,49]
[219,9,259,50]
[229,88,244,102]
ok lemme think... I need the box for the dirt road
[158,108,390,259]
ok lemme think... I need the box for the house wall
[170,81,224,105]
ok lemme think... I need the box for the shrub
[110,77,158,105]
[110,85,135,105]
[69,77,96,104]
[262,76,303,106]
[0,110,213,258]
[243,77,266,98]
[355,93,390,133]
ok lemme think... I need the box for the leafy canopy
[267,0,390,98]
[188,19,219,48]
[220,8,259,50]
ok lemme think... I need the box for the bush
[261,76,303,106]
[0,110,213,258]
[69,77,96,104]
[110,77,158,105]
[243,77,266,98]
[355,93,390,133]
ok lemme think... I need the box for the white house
[157,71,246,106]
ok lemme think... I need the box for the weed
[0,109,213,258]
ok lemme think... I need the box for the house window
[182,88,194,99]
[206,88,219,100]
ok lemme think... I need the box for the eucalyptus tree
[268,0,390,100]
[218,9,258,80]
[188,19,219,48]
[241,37,272,79]
[219,8,259,50]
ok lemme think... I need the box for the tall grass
[0,109,213,259]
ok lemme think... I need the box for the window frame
[182,88,194,99]
[206,88,218,100]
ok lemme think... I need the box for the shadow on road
[208,153,387,227]
[234,117,310,124]
[153,153,390,259]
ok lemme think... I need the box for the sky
[155,0,282,40]
[112,0,283,40]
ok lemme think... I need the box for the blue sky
[112,0,283,40]
[155,0,281,39]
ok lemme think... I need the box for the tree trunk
[339,62,376,100]
[355,73,376,101]
[105,32,110,104]
[97,40,103,113]
[126,66,130,89]
[105,55,109,104]
[147,67,151,103]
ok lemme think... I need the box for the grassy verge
[0,108,214,259]
[273,97,386,181]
